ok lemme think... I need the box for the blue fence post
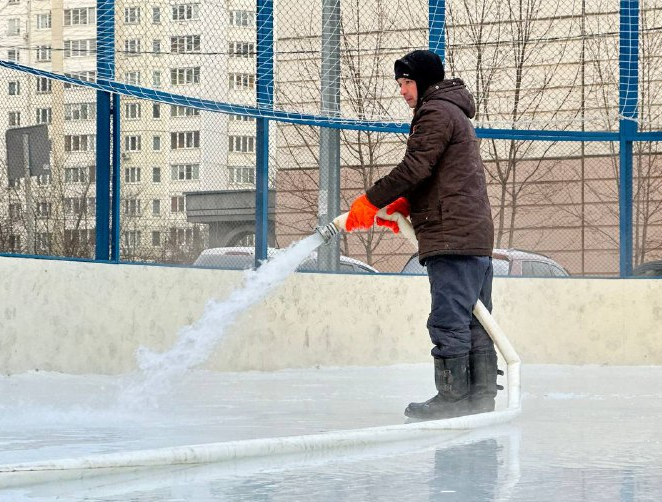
[111,93,121,261]
[255,0,274,265]
[429,0,445,60]
[618,0,639,277]
[95,0,116,261]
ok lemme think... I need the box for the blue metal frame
[95,0,115,261]
[0,0,655,275]
[255,0,274,265]
[429,0,445,60]
[619,0,639,277]
[111,93,121,261]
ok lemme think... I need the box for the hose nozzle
[315,221,341,244]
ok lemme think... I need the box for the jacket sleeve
[366,105,452,208]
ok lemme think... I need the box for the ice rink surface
[1,364,661,501]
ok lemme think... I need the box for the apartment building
[0,0,260,261]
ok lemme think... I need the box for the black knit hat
[394,50,445,101]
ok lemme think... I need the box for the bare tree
[274,0,419,270]
[448,0,587,255]
[633,5,662,265]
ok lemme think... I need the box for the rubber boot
[404,354,470,421]
[468,350,503,414]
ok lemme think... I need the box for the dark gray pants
[425,254,494,358]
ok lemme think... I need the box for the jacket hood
[420,78,476,119]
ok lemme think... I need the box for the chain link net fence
[0,0,660,275]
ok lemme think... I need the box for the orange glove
[345,194,379,232]
[376,197,410,234]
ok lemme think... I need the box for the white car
[193,247,379,274]
[401,248,569,277]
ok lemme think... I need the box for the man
[344,50,500,420]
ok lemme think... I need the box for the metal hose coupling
[315,221,341,244]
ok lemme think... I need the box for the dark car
[401,248,570,277]
[193,247,379,274]
[632,260,662,277]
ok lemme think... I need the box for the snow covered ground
[1,364,661,501]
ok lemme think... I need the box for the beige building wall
[0,256,660,375]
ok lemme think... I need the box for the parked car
[632,260,662,277]
[193,247,379,274]
[400,248,570,277]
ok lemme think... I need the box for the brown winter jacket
[366,78,494,262]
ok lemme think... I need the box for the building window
[152,200,161,216]
[7,49,19,63]
[171,163,199,181]
[152,136,161,151]
[152,39,162,55]
[229,166,255,185]
[7,19,21,36]
[65,168,95,184]
[152,167,161,183]
[125,167,141,183]
[36,174,51,186]
[64,8,96,26]
[170,105,200,118]
[124,6,140,24]
[170,67,200,85]
[151,231,161,246]
[172,3,199,21]
[171,196,185,213]
[36,77,52,94]
[9,203,21,219]
[64,197,90,215]
[36,201,52,218]
[65,135,95,152]
[8,81,20,95]
[152,103,161,119]
[169,227,194,246]
[124,199,141,216]
[65,103,95,121]
[152,7,161,24]
[36,232,52,253]
[228,41,254,58]
[152,70,161,87]
[9,235,21,253]
[123,230,141,248]
[36,107,52,124]
[124,71,141,85]
[229,114,255,122]
[65,167,90,183]
[8,111,21,127]
[170,131,200,149]
[125,135,142,152]
[228,135,255,153]
[36,12,51,29]
[64,71,96,89]
[124,39,141,56]
[64,39,96,58]
[170,35,200,54]
[125,102,141,119]
[229,10,255,27]
[36,46,52,62]
[65,229,95,247]
[229,73,255,91]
